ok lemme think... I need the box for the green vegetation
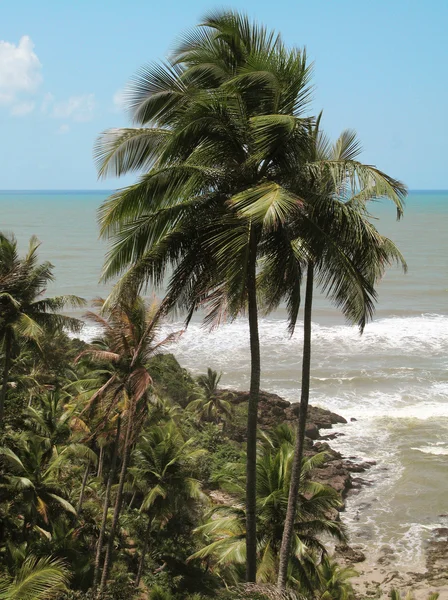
[0,290,356,599]
[4,9,439,600]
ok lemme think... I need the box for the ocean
[1,189,447,566]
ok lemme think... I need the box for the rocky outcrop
[335,544,366,564]
[227,389,347,434]
[224,389,370,501]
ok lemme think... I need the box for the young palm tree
[0,432,78,540]
[190,425,344,591]
[77,297,181,594]
[0,232,84,425]
[0,555,70,600]
[187,369,233,425]
[317,557,357,600]
[131,420,206,586]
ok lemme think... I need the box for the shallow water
[1,189,447,565]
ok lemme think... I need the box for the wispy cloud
[0,35,42,115]
[41,92,54,114]
[52,93,95,122]
[57,124,70,135]
[11,101,35,116]
[112,88,127,112]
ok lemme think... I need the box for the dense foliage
[0,297,356,598]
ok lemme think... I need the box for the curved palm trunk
[135,515,152,587]
[77,462,90,514]
[99,405,134,594]
[0,329,12,426]
[277,262,314,589]
[246,236,261,583]
[93,417,121,590]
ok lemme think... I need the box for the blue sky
[1,0,447,190]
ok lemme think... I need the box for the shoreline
[234,389,448,598]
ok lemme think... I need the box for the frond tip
[0,555,70,600]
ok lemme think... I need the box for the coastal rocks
[335,544,366,563]
[224,390,369,501]
[310,457,352,496]
[344,459,376,473]
[226,389,347,435]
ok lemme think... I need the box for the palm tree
[0,232,84,425]
[131,420,206,586]
[77,297,180,593]
[0,555,70,600]
[190,425,344,591]
[0,432,78,540]
[94,13,314,580]
[275,124,407,589]
[187,369,233,425]
[317,557,357,600]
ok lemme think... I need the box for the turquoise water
[1,189,447,566]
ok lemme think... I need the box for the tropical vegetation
[2,9,438,600]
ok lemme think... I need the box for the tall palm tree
[77,297,180,594]
[94,13,314,580]
[275,124,407,588]
[0,233,84,425]
[131,420,206,586]
[190,425,344,591]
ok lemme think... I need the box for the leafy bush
[147,354,198,407]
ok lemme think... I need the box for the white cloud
[52,93,95,122]
[57,124,70,134]
[11,101,35,116]
[0,36,42,105]
[112,88,126,112]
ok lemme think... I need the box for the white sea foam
[76,312,448,354]
[412,446,448,456]
[72,312,448,564]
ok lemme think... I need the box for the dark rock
[335,544,366,563]
[320,432,345,441]
[350,417,358,421]
[305,423,319,440]
[226,389,346,439]
[344,459,375,473]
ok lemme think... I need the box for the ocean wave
[75,313,448,354]
[412,446,448,456]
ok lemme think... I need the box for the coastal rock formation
[335,543,366,563]
[224,389,363,500]
[226,389,347,432]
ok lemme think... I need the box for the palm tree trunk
[93,418,121,591]
[277,262,314,589]
[246,235,261,583]
[97,446,104,478]
[0,330,12,426]
[77,462,90,514]
[99,406,134,594]
[135,515,151,587]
